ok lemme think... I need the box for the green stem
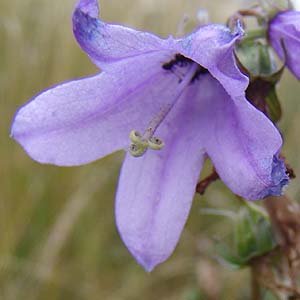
[243,28,267,43]
[251,266,261,300]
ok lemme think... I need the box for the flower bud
[217,203,277,268]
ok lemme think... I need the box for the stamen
[129,62,199,157]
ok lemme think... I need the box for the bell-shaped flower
[268,10,300,79]
[11,0,288,271]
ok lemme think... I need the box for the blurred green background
[1,0,300,299]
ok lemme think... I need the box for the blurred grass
[1,0,300,299]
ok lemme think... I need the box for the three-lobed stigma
[129,130,164,157]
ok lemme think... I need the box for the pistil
[129,63,199,157]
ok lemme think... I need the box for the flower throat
[129,54,208,157]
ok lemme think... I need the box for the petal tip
[132,251,161,272]
[233,19,245,39]
[116,232,163,272]
[75,0,99,18]
[259,155,289,199]
[10,124,15,139]
[140,261,157,272]
[73,0,100,35]
[10,113,22,141]
[116,224,164,272]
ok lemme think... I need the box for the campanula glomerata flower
[11,0,288,271]
[268,10,300,79]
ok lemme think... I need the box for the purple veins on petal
[11,0,289,272]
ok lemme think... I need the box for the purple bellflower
[11,0,288,271]
[268,10,300,79]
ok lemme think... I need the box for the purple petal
[11,52,177,166]
[115,83,205,271]
[268,10,300,79]
[175,24,249,97]
[196,75,288,200]
[73,0,172,70]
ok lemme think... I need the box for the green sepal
[265,86,282,123]
[236,40,261,77]
[236,41,284,123]
[258,42,273,75]
[236,41,278,78]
